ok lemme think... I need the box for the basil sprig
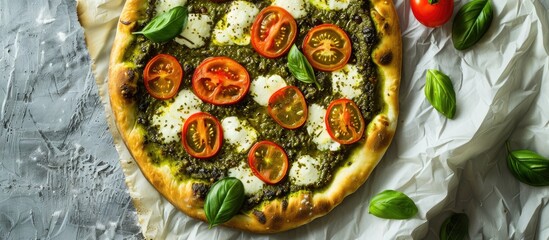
[287,45,321,88]
[425,69,456,119]
[204,177,245,228]
[506,142,549,186]
[369,190,418,219]
[452,0,493,50]
[440,213,469,240]
[133,6,188,43]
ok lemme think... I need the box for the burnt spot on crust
[120,19,133,25]
[371,117,393,151]
[379,52,393,65]
[253,210,267,224]
[374,130,390,151]
[371,10,391,35]
[295,207,310,220]
[121,83,136,99]
[269,214,284,230]
[282,199,288,211]
[383,22,390,32]
[120,69,138,99]
[192,183,208,200]
[317,201,332,214]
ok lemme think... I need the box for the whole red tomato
[411,0,454,28]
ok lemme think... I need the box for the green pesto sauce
[130,0,381,210]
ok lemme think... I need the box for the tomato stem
[428,0,439,4]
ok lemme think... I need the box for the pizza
[108,0,400,233]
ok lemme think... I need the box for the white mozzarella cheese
[152,90,202,143]
[155,0,187,14]
[289,155,321,186]
[221,116,258,153]
[272,0,308,19]
[175,14,213,49]
[331,64,364,100]
[228,163,265,195]
[308,0,350,10]
[212,1,259,45]
[250,74,287,106]
[306,104,340,151]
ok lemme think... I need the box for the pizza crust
[107,0,400,233]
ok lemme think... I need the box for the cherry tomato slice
[143,54,183,100]
[302,24,352,72]
[248,141,288,184]
[325,99,365,144]
[192,57,251,105]
[251,6,297,58]
[181,112,223,159]
[411,0,453,28]
[267,86,307,129]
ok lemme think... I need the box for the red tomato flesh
[302,24,352,72]
[192,57,250,105]
[251,6,297,58]
[181,112,223,159]
[325,99,365,144]
[267,86,308,129]
[143,54,183,100]
[248,141,288,184]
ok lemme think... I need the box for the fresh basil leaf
[506,142,549,186]
[133,6,188,43]
[204,177,245,228]
[287,45,321,88]
[452,0,493,50]
[440,213,469,240]
[369,190,418,219]
[425,69,456,119]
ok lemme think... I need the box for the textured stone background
[0,0,140,238]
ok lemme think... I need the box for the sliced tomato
[302,24,352,72]
[325,99,365,144]
[143,54,183,100]
[248,141,288,184]
[192,57,250,105]
[267,86,307,129]
[181,112,223,159]
[251,6,297,58]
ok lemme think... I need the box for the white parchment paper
[77,0,549,238]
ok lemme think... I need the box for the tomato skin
[267,86,308,129]
[325,99,365,144]
[302,24,352,72]
[411,0,454,28]
[181,112,223,159]
[192,57,251,105]
[248,141,289,184]
[251,6,297,58]
[143,54,183,100]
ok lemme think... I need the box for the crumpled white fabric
[77,0,549,238]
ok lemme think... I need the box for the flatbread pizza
[107,0,400,233]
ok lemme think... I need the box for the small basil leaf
[452,0,493,50]
[287,45,321,88]
[425,69,456,119]
[133,6,188,43]
[440,213,469,240]
[204,177,245,228]
[506,142,549,186]
[369,190,418,219]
